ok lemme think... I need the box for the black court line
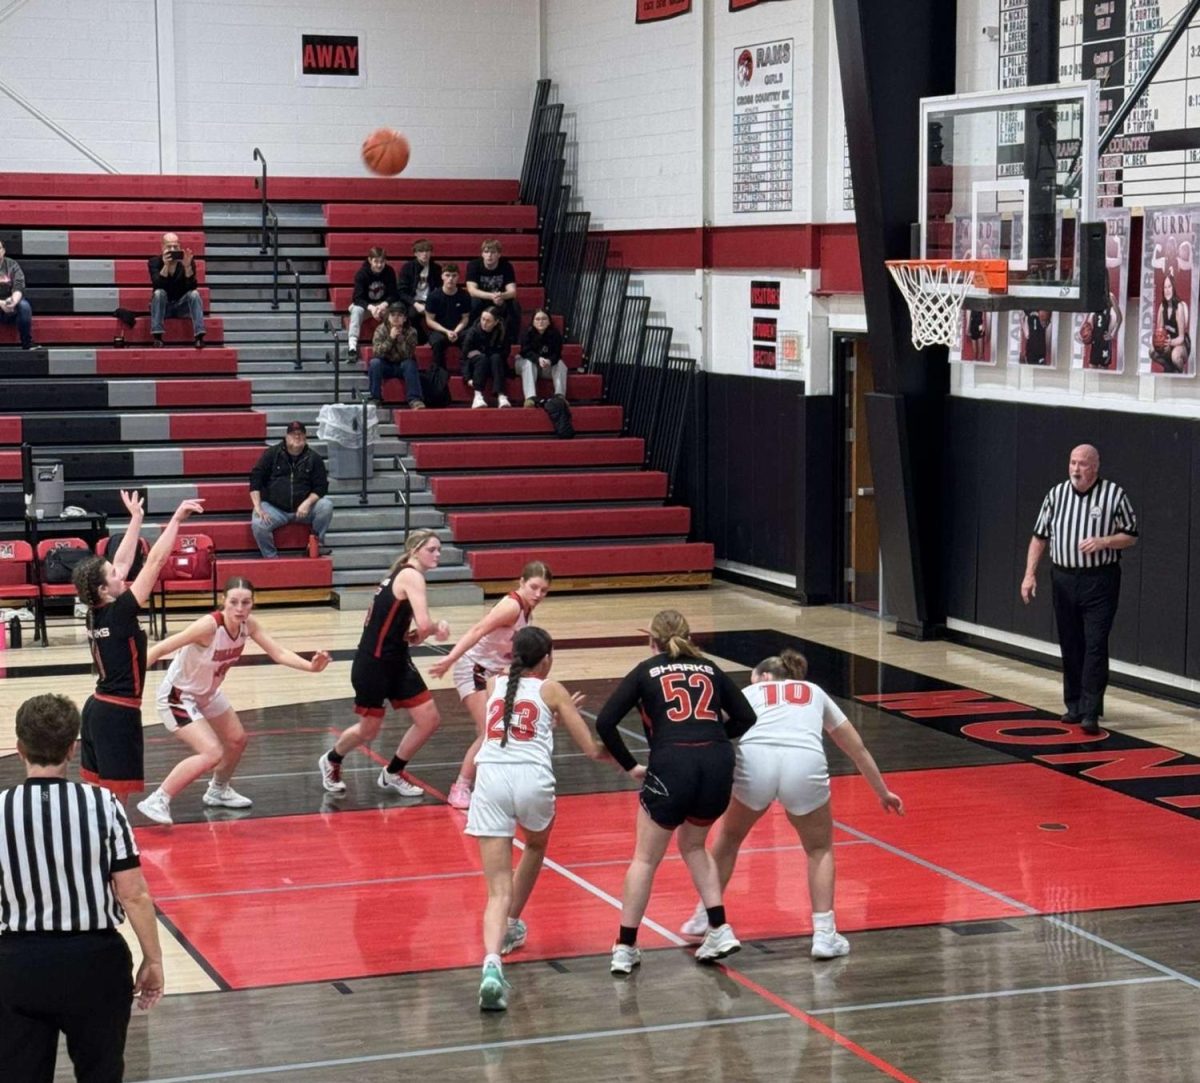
[154,907,232,993]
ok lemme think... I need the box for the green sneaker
[479,963,510,1011]
[501,918,527,955]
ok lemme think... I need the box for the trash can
[316,403,378,480]
[33,461,64,518]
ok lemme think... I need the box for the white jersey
[474,675,555,769]
[163,612,248,700]
[738,680,846,752]
[462,591,531,675]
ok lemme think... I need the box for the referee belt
[1051,563,1119,576]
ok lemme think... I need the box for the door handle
[856,487,874,497]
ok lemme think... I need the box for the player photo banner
[951,214,999,365]
[1138,206,1199,378]
[1007,212,1062,368]
[637,0,691,22]
[1071,209,1130,374]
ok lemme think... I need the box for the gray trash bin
[317,403,378,480]
[33,461,64,518]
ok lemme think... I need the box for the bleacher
[0,170,712,626]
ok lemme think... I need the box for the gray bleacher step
[206,273,330,287]
[211,294,331,308]
[248,374,370,394]
[224,330,335,344]
[204,242,328,257]
[332,580,484,609]
[333,543,462,571]
[205,258,327,275]
[326,472,418,496]
[327,515,444,539]
[332,565,475,589]
[239,361,355,376]
[253,392,369,407]
[204,209,326,229]
[215,314,333,333]
[327,491,434,511]
[234,346,334,364]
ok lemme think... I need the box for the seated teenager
[397,240,442,344]
[461,307,510,409]
[466,239,521,347]
[348,247,398,360]
[424,263,472,371]
[369,303,423,409]
[516,309,566,406]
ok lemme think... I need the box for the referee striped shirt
[1033,478,1138,569]
[0,778,141,932]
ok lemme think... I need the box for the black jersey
[357,572,415,660]
[1161,297,1182,339]
[1089,307,1112,367]
[87,590,147,705]
[595,652,757,771]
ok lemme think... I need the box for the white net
[886,261,978,350]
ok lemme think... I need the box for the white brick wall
[0,0,538,176]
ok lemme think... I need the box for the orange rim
[885,258,1008,292]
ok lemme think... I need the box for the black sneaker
[1080,717,1101,735]
[194,334,205,350]
[21,342,37,351]
[152,337,165,348]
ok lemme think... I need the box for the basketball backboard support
[919,81,1104,312]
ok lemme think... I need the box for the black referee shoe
[1061,712,1083,724]
[1080,717,1101,736]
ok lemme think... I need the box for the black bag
[44,546,91,584]
[422,364,452,409]
[543,395,574,439]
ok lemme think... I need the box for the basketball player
[596,610,757,974]
[136,577,332,825]
[467,627,610,1011]
[71,493,205,799]
[1080,291,1120,370]
[679,648,903,958]
[428,561,553,810]
[318,530,449,798]
[1022,309,1050,366]
[965,309,986,361]
[1154,272,1190,375]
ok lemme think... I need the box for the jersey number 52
[658,672,717,722]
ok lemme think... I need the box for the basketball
[361,129,410,176]
[1153,327,1169,352]
[1079,319,1094,345]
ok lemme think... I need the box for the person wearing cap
[369,302,424,408]
[248,422,335,558]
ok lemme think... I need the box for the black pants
[468,350,508,397]
[1051,563,1121,721]
[426,329,454,370]
[0,931,133,1082]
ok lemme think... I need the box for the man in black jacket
[148,232,205,348]
[348,247,398,360]
[249,422,334,557]
[396,239,442,344]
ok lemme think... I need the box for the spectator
[466,239,521,345]
[397,239,442,344]
[0,694,164,1082]
[516,308,566,407]
[148,231,205,348]
[0,239,34,349]
[462,306,511,409]
[348,246,398,360]
[249,421,335,558]
[424,263,472,373]
[369,302,423,409]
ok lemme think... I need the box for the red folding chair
[95,535,157,641]
[157,533,218,638]
[0,540,42,644]
[35,537,91,645]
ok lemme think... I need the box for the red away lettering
[1035,747,1200,781]
[317,44,334,68]
[344,45,358,69]
[303,44,315,68]
[857,689,1032,718]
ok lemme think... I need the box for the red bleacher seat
[393,405,622,437]
[0,452,20,482]
[214,557,332,590]
[430,471,669,506]
[323,204,536,230]
[448,506,691,543]
[199,521,310,554]
[0,318,222,347]
[410,437,645,471]
[0,540,41,616]
[0,201,203,227]
[325,260,537,285]
[467,543,715,581]
[329,286,543,313]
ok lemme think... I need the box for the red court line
[719,966,922,1083]
[330,728,448,802]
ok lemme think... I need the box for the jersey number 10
[759,682,811,707]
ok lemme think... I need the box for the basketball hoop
[885,259,1008,350]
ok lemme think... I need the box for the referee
[0,693,164,1082]
[1020,444,1138,735]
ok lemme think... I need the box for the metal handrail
[285,259,302,370]
[392,454,413,537]
[252,148,269,253]
[266,205,280,310]
[323,319,344,402]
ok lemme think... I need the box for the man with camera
[148,232,205,348]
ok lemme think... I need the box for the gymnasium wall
[943,397,1200,691]
[0,0,538,176]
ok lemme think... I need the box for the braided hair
[649,609,703,660]
[72,557,110,641]
[500,626,553,747]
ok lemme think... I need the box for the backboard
[920,81,1102,311]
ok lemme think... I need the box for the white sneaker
[318,752,346,795]
[501,918,527,955]
[610,943,641,975]
[376,769,424,797]
[203,782,253,809]
[811,931,850,959]
[137,789,172,826]
[695,923,741,963]
[680,900,709,938]
[497,394,512,408]
[471,391,487,408]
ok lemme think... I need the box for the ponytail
[388,529,439,577]
[500,626,553,747]
[649,609,702,660]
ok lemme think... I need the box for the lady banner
[1071,209,1130,374]
[951,215,999,364]
[1138,206,1199,377]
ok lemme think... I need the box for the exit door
[841,336,879,608]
